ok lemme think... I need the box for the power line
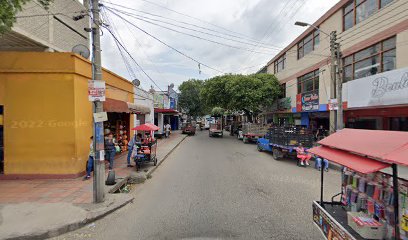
[104,5,282,52]
[102,1,285,49]
[105,8,224,74]
[105,7,277,55]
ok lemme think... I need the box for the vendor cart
[308,129,408,240]
[130,123,159,168]
[209,122,223,137]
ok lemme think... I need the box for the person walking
[127,133,142,167]
[84,136,94,180]
[165,123,171,138]
[105,133,116,170]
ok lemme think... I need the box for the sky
[98,0,339,91]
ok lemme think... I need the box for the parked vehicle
[204,116,214,130]
[239,123,269,143]
[257,125,313,162]
[209,122,223,137]
[181,122,196,135]
[131,123,159,168]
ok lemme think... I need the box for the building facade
[133,86,154,126]
[0,0,89,52]
[265,0,408,132]
[153,85,180,132]
[0,52,135,178]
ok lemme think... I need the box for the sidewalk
[0,131,187,240]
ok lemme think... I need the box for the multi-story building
[0,0,89,52]
[152,85,181,133]
[264,0,408,132]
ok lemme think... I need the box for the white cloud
[99,0,339,90]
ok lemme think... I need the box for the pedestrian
[127,133,142,167]
[295,143,311,166]
[105,133,116,170]
[84,136,94,180]
[165,123,171,138]
[316,125,327,141]
[315,157,329,171]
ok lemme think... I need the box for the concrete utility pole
[335,42,344,130]
[329,31,337,134]
[91,0,105,203]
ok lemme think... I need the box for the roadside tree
[178,79,207,119]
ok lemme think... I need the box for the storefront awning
[127,102,150,114]
[318,129,408,166]
[308,146,391,174]
[103,98,130,113]
[154,108,179,114]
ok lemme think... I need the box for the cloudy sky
[99,0,339,91]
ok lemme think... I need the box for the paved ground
[52,130,342,240]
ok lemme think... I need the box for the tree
[0,0,53,34]
[178,79,207,119]
[211,107,224,117]
[201,73,281,122]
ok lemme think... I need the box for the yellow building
[0,52,135,178]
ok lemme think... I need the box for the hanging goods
[358,177,367,192]
[367,182,375,198]
[352,175,359,189]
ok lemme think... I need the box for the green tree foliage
[0,0,53,34]
[211,107,224,117]
[178,79,207,118]
[201,73,281,121]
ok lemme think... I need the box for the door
[0,106,3,174]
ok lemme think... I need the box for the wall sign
[88,80,106,102]
[346,68,408,108]
[301,90,319,112]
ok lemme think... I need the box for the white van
[204,116,214,130]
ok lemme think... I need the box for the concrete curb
[147,135,188,176]
[3,196,134,240]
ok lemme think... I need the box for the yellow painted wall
[0,52,135,177]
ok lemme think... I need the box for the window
[297,30,320,59]
[297,70,319,94]
[342,36,396,82]
[343,0,393,31]
[279,83,286,98]
[274,54,286,73]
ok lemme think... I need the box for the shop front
[0,52,134,178]
[294,89,329,131]
[343,67,408,131]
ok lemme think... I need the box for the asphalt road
[52,130,341,240]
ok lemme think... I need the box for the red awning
[308,146,391,174]
[131,123,159,131]
[103,98,129,113]
[319,129,408,166]
[154,108,178,114]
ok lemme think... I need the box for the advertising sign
[346,67,408,108]
[312,201,356,240]
[88,80,106,102]
[328,99,338,111]
[296,94,302,112]
[302,90,319,112]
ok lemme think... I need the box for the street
[53,130,341,240]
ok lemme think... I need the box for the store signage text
[371,73,408,98]
[346,68,408,108]
[301,90,319,112]
[88,80,106,102]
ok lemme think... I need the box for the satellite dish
[169,83,174,89]
[132,79,140,86]
[72,44,90,59]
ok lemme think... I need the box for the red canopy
[318,129,408,166]
[131,123,159,131]
[154,108,178,114]
[308,146,391,174]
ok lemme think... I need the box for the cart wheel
[272,148,281,160]
[153,157,157,166]
[257,144,263,152]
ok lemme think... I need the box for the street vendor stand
[308,129,408,240]
[131,123,159,168]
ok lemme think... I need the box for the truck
[238,123,269,143]
[204,116,215,130]
[209,122,223,137]
[257,125,314,162]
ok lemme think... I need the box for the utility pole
[91,0,105,203]
[329,31,337,134]
[335,41,344,130]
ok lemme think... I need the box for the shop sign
[328,99,338,110]
[312,201,356,240]
[301,90,319,112]
[88,80,106,102]
[346,67,408,108]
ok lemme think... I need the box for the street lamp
[294,21,343,133]
[294,21,330,37]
